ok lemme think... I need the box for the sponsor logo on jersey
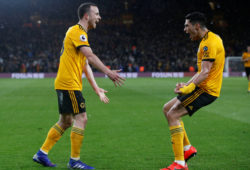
[80,35,87,42]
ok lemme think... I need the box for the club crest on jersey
[80,35,87,42]
[203,46,209,57]
[203,46,208,51]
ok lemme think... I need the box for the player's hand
[176,82,196,95]
[174,82,185,93]
[107,69,125,87]
[95,88,109,104]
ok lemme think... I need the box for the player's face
[88,6,101,29]
[184,19,199,41]
[247,46,250,52]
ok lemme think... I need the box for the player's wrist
[189,82,196,87]
[93,87,100,93]
[180,82,196,94]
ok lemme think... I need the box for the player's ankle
[175,160,185,167]
[184,145,191,151]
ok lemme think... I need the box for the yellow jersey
[55,24,89,90]
[242,52,250,67]
[197,31,225,97]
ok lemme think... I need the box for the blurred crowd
[0,0,249,73]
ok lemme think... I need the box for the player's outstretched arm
[83,61,109,104]
[80,46,125,87]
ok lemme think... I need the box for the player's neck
[199,28,209,39]
[78,21,88,32]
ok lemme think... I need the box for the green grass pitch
[0,77,249,170]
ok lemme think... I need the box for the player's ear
[194,23,200,30]
[83,13,89,20]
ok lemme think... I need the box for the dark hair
[185,12,207,28]
[78,2,97,20]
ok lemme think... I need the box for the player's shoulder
[242,52,249,56]
[202,31,222,46]
[206,31,221,41]
[67,24,87,36]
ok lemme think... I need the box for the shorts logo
[80,35,87,42]
[80,102,85,108]
[188,105,193,110]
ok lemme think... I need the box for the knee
[81,114,88,125]
[163,104,176,123]
[59,120,72,130]
[58,116,73,130]
[66,120,73,129]
[75,113,88,128]
[163,103,170,115]
[166,111,176,122]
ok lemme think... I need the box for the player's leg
[163,98,190,143]
[33,114,73,167]
[33,90,74,167]
[40,89,75,154]
[177,87,217,162]
[68,112,94,169]
[247,68,250,92]
[163,98,194,162]
[180,121,190,150]
[67,90,94,169]
[41,114,72,154]
[70,112,87,161]
[161,100,189,170]
[161,98,189,170]
[163,97,178,114]
[168,100,188,165]
[180,120,197,162]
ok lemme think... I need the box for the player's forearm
[192,70,209,85]
[86,54,111,75]
[84,64,99,92]
[192,61,212,85]
[186,73,199,85]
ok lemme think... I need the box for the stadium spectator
[0,0,249,73]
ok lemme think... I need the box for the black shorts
[245,67,250,77]
[56,90,86,114]
[177,87,217,116]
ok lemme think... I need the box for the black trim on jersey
[77,45,90,50]
[202,59,215,62]
[202,31,210,41]
[77,24,87,33]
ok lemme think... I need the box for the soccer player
[160,12,225,170]
[242,45,250,92]
[33,2,125,169]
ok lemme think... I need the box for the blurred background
[0,0,249,73]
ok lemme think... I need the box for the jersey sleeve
[201,40,216,62]
[69,30,90,49]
